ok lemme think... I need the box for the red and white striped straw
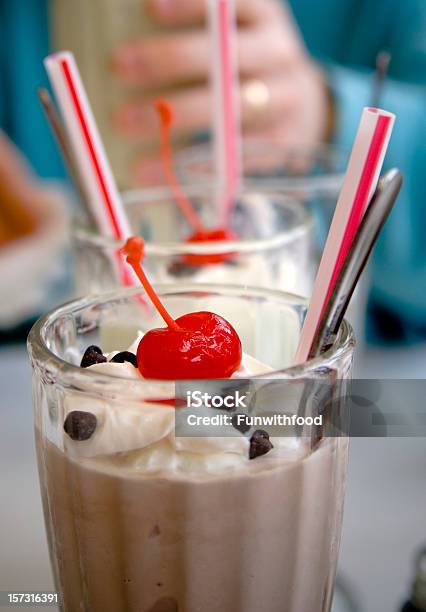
[208,0,242,226]
[44,52,131,240]
[44,51,136,286]
[293,107,395,364]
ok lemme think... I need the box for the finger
[243,124,322,180]
[244,90,326,151]
[240,72,305,132]
[239,22,304,77]
[116,68,302,143]
[115,86,211,139]
[113,31,209,87]
[113,25,302,88]
[244,123,303,150]
[147,0,282,27]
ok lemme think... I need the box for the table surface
[1,342,425,612]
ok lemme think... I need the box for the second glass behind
[73,185,315,298]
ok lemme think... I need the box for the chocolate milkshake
[34,344,348,612]
[39,435,346,612]
[29,287,354,612]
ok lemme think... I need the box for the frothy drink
[39,439,346,612]
[30,266,353,612]
[35,344,348,612]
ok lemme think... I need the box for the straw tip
[364,106,396,120]
[44,50,74,67]
[155,99,174,127]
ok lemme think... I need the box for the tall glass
[28,285,354,612]
[177,141,346,212]
[73,186,315,298]
[177,142,368,348]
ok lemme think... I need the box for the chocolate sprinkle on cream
[64,411,97,441]
[80,345,106,368]
[249,429,273,460]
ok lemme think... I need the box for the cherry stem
[156,99,205,234]
[121,237,181,331]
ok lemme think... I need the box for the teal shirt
[1,0,425,339]
[291,0,426,336]
[0,0,63,178]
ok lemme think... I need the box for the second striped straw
[293,106,395,364]
[208,0,242,227]
[44,51,136,287]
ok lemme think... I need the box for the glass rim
[73,187,314,255]
[27,284,355,391]
[176,140,346,195]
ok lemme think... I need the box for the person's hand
[112,0,331,184]
[0,132,37,246]
[0,132,70,328]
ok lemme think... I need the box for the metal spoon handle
[38,88,97,229]
[309,168,403,358]
[371,51,391,108]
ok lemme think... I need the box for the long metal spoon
[371,51,391,108]
[37,87,97,229]
[309,168,403,358]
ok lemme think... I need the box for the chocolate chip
[80,345,106,368]
[64,411,97,441]
[223,258,238,267]
[231,413,251,434]
[249,429,273,460]
[110,351,138,368]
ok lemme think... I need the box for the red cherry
[155,99,239,266]
[155,99,205,235]
[183,227,239,265]
[137,311,242,379]
[121,237,243,380]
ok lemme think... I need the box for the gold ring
[242,79,271,124]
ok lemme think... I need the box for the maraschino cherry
[121,236,242,379]
[156,99,237,265]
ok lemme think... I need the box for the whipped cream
[59,333,306,474]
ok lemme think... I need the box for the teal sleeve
[0,0,64,179]
[324,9,426,332]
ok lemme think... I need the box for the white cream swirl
[60,335,304,473]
